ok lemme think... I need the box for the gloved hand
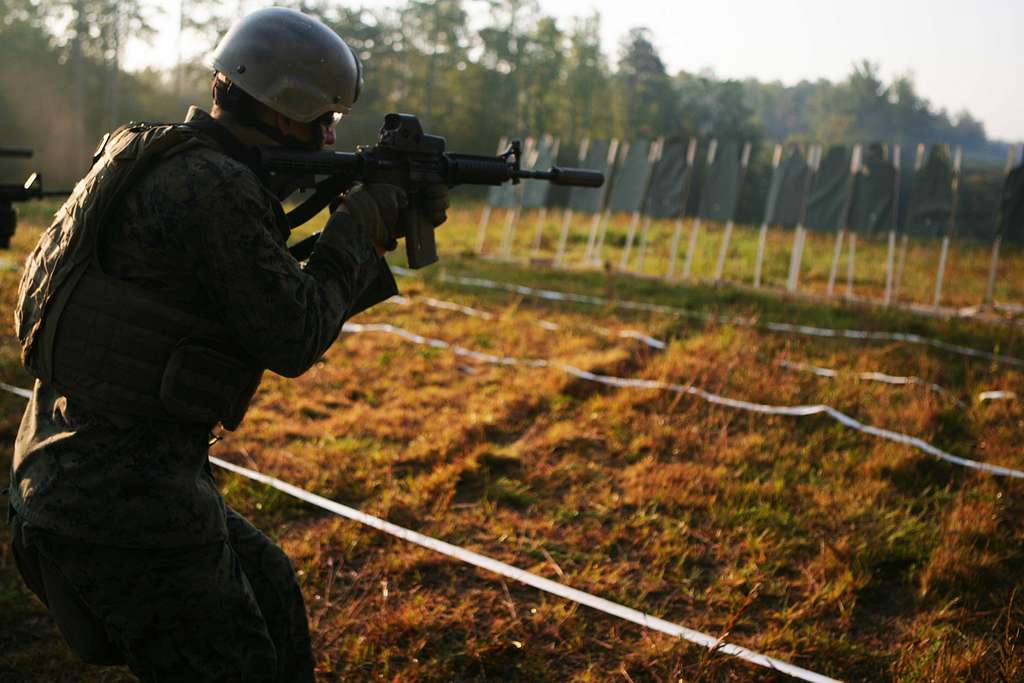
[338,183,407,251]
[419,183,450,228]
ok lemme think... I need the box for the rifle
[1,148,70,248]
[262,113,605,268]
[0,147,34,158]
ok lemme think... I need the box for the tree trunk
[72,0,88,173]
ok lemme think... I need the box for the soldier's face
[313,112,342,147]
[276,112,341,150]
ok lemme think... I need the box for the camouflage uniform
[8,107,396,681]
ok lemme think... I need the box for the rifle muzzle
[544,167,605,188]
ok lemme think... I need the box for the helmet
[210,7,362,123]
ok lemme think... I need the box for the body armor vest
[15,122,263,430]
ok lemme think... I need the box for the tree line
[0,0,1014,234]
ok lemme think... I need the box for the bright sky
[126,0,1024,141]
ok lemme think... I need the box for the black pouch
[160,341,263,430]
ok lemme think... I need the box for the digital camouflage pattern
[11,107,396,548]
[9,107,397,679]
[12,507,315,681]
[15,119,204,367]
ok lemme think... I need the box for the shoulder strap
[182,116,271,186]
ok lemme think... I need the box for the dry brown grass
[2,203,1024,681]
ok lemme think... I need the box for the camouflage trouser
[10,506,315,682]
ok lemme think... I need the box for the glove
[338,183,407,251]
[419,183,450,228]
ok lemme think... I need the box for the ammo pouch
[38,267,262,430]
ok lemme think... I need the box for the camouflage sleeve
[187,170,396,378]
[303,210,399,320]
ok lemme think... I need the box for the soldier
[7,7,446,681]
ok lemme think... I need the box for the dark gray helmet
[211,7,362,123]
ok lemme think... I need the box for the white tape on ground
[978,391,1017,402]
[390,294,973,389]
[341,322,1024,479]
[431,272,1024,368]
[778,360,965,407]
[386,294,667,350]
[0,382,33,399]
[209,457,840,683]
[0,382,838,682]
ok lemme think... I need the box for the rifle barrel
[0,147,33,158]
[518,166,605,188]
[261,148,605,190]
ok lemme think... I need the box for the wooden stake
[502,137,537,260]
[845,232,857,299]
[620,139,662,271]
[883,144,901,306]
[788,144,821,293]
[754,222,769,288]
[635,214,653,274]
[665,218,685,280]
[893,234,909,302]
[684,140,718,280]
[530,207,548,256]
[844,146,862,299]
[786,226,802,293]
[825,144,862,298]
[529,137,560,258]
[619,211,642,270]
[476,136,509,255]
[714,141,751,283]
[983,145,1017,308]
[753,144,784,288]
[555,209,574,266]
[500,206,520,259]
[883,230,896,305]
[475,205,492,254]
[932,146,961,310]
[555,138,591,267]
[826,229,845,297]
[985,236,1002,307]
[787,226,805,293]
[583,211,603,263]
[591,213,611,264]
[587,139,620,263]
[664,138,699,281]
[714,220,733,282]
[933,235,950,309]
[683,217,702,280]
[905,145,925,305]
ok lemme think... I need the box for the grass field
[469,206,1024,314]
[2,201,1024,681]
